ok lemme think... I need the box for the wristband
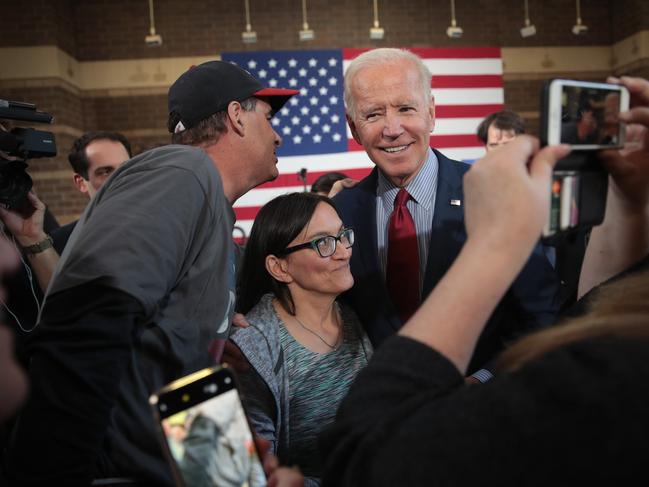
[23,235,53,255]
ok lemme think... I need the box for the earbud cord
[0,235,42,333]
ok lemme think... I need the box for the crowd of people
[1,47,648,486]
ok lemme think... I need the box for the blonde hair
[498,270,649,372]
[343,48,432,121]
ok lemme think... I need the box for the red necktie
[386,188,420,323]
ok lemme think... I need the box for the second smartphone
[150,365,267,487]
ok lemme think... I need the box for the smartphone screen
[151,367,266,487]
[547,80,629,149]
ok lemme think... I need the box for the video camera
[0,100,57,209]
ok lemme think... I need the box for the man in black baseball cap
[168,60,298,201]
[168,60,297,133]
[6,60,300,486]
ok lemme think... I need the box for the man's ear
[227,101,245,136]
[265,254,292,284]
[73,173,89,195]
[428,95,436,133]
[346,114,362,145]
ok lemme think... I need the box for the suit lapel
[347,169,402,337]
[422,149,468,296]
[346,169,379,280]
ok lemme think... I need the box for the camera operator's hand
[0,191,59,292]
[0,191,47,247]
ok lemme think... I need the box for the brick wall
[0,0,76,56]
[2,0,646,59]
[611,0,649,42]
[67,0,617,61]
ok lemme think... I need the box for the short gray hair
[344,48,432,121]
[171,97,258,147]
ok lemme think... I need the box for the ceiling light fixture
[299,0,315,41]
[145,0,163,47]
[241,0,257,43]
[520,0,537,38]
[572,0,588,35]
[369,0,384,40]
[446,0,463,38]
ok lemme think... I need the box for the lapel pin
[450,199,461,206]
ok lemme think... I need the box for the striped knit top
[279,312,372,478]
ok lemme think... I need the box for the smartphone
[542,79,630,150]
[542,163,608,239]
[150,365,267,487]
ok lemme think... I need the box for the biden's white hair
[343,48,432,120]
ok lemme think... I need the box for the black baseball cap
[168,60,299,133]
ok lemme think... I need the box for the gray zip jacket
[230,294,371,486]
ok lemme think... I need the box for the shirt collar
[377,148,438,212]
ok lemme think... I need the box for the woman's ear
[265,254,292,283]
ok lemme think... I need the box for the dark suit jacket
[333,149,559,374]
[51,220,77,254]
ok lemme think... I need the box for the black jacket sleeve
[320,335,649,487]
[5,282,143,487]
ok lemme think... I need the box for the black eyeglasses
[282,228,354,258]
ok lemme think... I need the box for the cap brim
[254,87,300,114]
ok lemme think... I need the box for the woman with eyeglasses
[230,192,372,486]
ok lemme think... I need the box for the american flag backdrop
[221,47,504,236]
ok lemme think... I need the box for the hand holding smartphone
[150,365,267,487]
[540,79,630,238]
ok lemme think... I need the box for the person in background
[476,109,525,152]
[232,192,372,486]
[310,172,357,198]
[51,131,132,252]
[0,132,130,304]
